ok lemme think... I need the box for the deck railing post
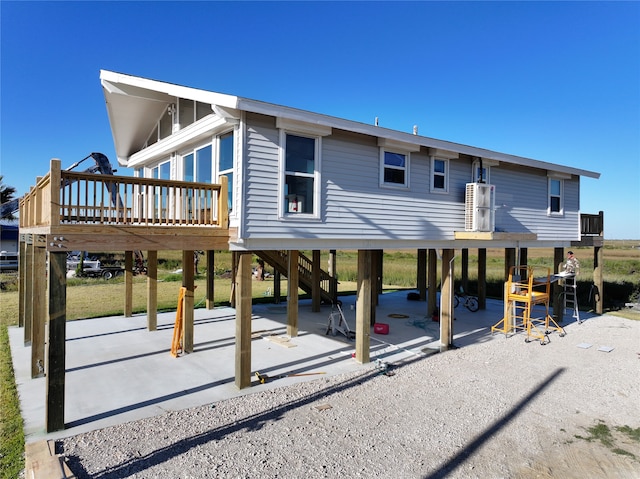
[218,175,228,228]
[49,159,62,227]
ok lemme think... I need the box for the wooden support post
[230,252,238,308]
[18,238,26,327]
[312,250,321,312]
[594,245,604,314]
[46,251,66,432]
[461,248,469,294]
[182,250,195,354]
[504,248,516,280]
[31,242,46,378]
[355,250,372,364]
[553,247,565,323]
[369,251,379,325]
[477,248,487,310]
[417,249,427,301]
[440,248,455,350]
[124,251,133,317]
[146,250,158,331]
[519,247,528,269]
[206,250,215,309]
[375,249,383,303]
[24,236,34,345]
[273,270,281,304]
[427,249,438,317]
[287,250,299,337]
[328,250,338,303]
[235,252,252,389]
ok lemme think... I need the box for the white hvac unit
[465,183,495,232]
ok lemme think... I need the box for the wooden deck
[19,159,232,252]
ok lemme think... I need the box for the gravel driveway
[59,314,640,478]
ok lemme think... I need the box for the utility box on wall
[465,183,495,232]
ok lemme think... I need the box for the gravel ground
[59,314,640,479]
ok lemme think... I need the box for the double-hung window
[283,133,318,216]
[548,178,563,215]
[431,157,449,193]
[380,150,409,188]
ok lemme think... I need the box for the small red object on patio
[374,323,389,335]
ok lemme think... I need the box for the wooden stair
[255,250,337,304]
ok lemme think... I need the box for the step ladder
[562,275,580,323]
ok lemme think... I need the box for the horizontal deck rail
[20,159,228,230]
[580,211,604,236]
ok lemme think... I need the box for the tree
[0,176,18,220]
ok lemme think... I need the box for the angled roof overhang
[100,70,600,180]
[100,70,238,165]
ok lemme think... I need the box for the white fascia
[100,70,239,110]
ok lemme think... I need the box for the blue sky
[1,1,638,239]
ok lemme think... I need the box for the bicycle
[454,288,479,312]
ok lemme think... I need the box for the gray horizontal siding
[491,165,580,240]
[241,113,581,243]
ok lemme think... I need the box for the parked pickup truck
[66,253,124,280]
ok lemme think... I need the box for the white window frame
[430,157,449,193]
[471,159,490,184]
[278,130,322,219]
[216,129,235,214]
[379,149,410,189]
[547,177,564,216]
[179,141,213,183]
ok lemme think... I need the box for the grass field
[1,241,639,476]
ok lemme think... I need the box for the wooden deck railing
[580,211,604,237]
[20,159,228,230]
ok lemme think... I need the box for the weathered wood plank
[31,243,46,378]
[206,250,215,309]
[124,251,133,317]
[46,252,66,432]
[355,250,371,364]
[428,249,437,317]
[235,253,252,389]
[182,250,195,354]
[24,238,33,345]
[440,248,455,350]
[287,250,299,338]
[147,250,158,331]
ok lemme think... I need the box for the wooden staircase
[255,250,337,304]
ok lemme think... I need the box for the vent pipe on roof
[413,125,418,135]
[375,117,379,126]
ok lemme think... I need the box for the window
[471,159,490,184]
[218,131,234,211]
[159,105,174,140]
[548,178,563,214]
[380,150,409,187]
[152,160,171,180]
[283,133,317,215]
[431,158,449,193]
[196,146,212,183]
[183,145,212,183]
[178,99,212,128]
